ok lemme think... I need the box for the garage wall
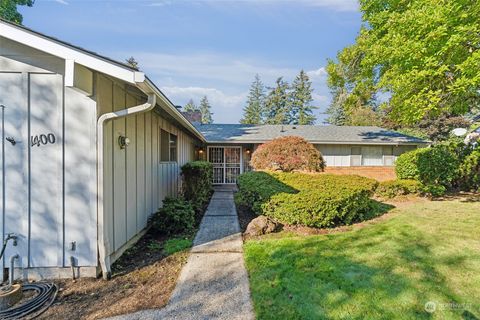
[96,74,197,261]
[0,41,97,272]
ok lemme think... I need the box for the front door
[208,146,242,184]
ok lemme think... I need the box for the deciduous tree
[0,0,34,24]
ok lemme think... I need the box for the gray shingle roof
[194,124,427,145]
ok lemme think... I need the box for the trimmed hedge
[235,171,378,228]
[181,161,213,213]
[150,197,195,235]
[375,179,421,198]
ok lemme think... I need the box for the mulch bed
[40,230,189,320]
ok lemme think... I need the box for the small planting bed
[41,231,194,320]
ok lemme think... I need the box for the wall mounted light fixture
[118,135,130,149]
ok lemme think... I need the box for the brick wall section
[324,166,396,182]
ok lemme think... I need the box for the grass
[244,198,480,319]
[163,237,193,255]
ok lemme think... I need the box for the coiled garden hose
[0,283,58,319]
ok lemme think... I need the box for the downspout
[97,94,156,280]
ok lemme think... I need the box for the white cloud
[147,1,172,7]
[131,52,299,87]
[307,67,327,79]
[53,0,69,5]
[123,52,332,123]
[161,86,247,123]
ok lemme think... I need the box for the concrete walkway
[108,189,255,320]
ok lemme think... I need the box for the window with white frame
[160,129,177,162]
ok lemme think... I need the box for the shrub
[181,161,213,213]
[150,197,195,235]
[458,148,480,191]
[235,171,298,213]
[420,184,447,197]
[235,171,378,228]
[395,144,460,188]
[250,136,326,172]
[375,179,421,198]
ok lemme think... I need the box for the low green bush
[235,171,298,213]
[375,179,422,198]
[181,161,213,213]
[150,197,195,235]
[458,148,480,191]
[420,184,447,197]
[235,171,378,228]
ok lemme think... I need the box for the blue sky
[20,0,361,123]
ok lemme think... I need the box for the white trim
[64,59,74,87]
[0,20,143,84]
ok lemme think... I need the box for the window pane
[170,133,177,162]
[161,130,169,162]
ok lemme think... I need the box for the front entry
[207,146,242,184]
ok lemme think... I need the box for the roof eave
[204,139,427,145]
[139,79,206,142]
[0,19,142,84]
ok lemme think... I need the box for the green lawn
[244,198,480,320]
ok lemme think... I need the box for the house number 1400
[31,133,56,147]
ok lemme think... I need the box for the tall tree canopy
[240,74,265,124]
[183,99,198,113]
[199,96,213,124]
[0,0,34,24]
[327,0,480,125]
[264,77,291,125]
[290,70,317,125]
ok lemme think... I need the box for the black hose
[0,283,58,319]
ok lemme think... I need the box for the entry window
[160,129,177,162]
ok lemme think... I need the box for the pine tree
[184,99,198,112]
[290,70,317,125]
[264,77,291,125]
[240,74,266,124]
[125,56,139,70]
[199,96,213,124]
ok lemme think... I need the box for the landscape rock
[244,216,282,236]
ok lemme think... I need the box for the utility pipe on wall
[9,254,19,285]
[97,94,156,280]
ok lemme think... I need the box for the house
[0,18,205,280]
[194,124,427,183]
[0,19,426,280]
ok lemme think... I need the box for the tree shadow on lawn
[246,223,479,319]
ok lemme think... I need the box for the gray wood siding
[1,48,97,269]
[96,75,197,261]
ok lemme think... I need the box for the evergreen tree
[125,56,139,70]
[290,70,317,125]
[183,99,198,112]
[264,77,291,125]
[240,74,266,124]
[199,96,213,124]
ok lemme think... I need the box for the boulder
[245,216,281,236]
